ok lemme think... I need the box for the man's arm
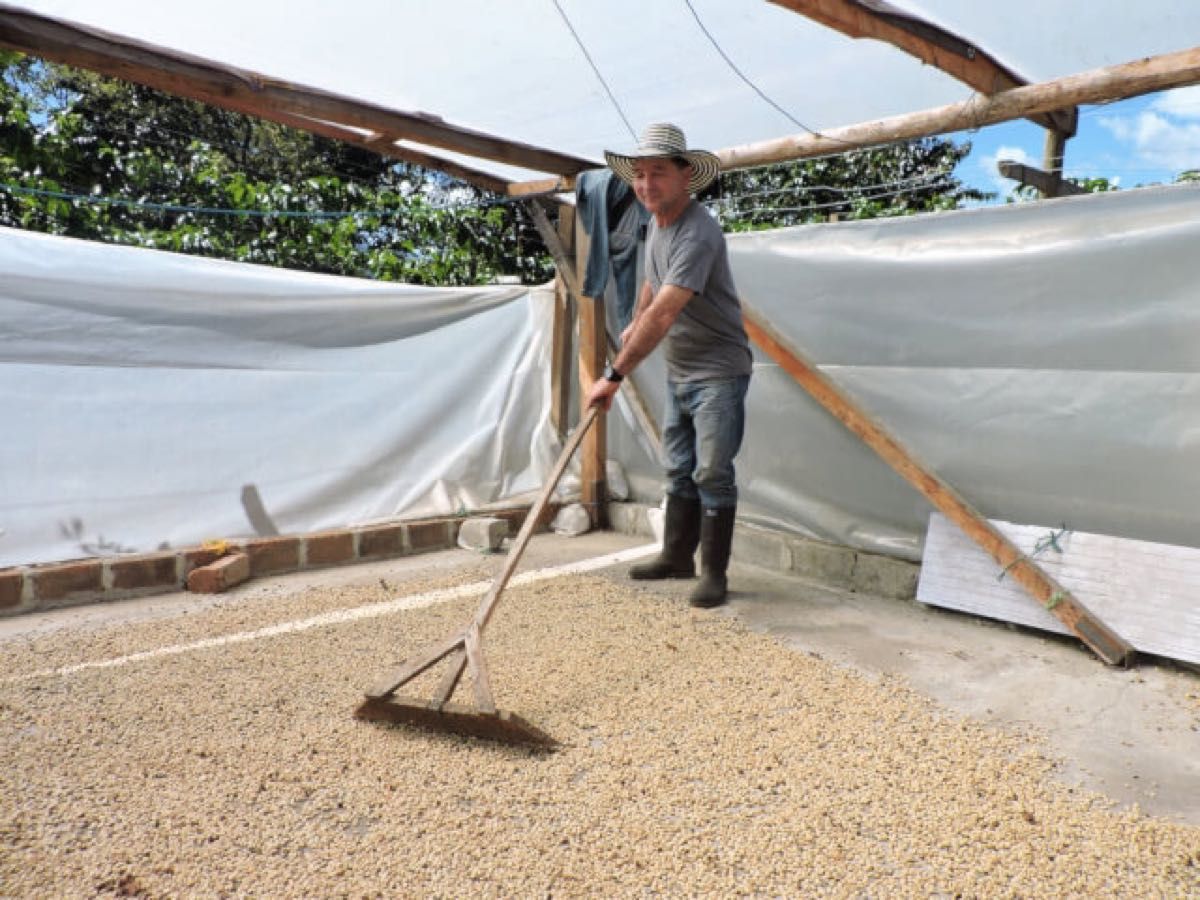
[586,282,693,411]
[620,280,655,346]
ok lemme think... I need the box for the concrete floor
[3,529,1197,825]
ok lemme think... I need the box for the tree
[0,55,553,285]
[2,55,988,282]
[706,138,990,231]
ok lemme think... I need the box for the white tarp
[9,1,1200,183]
[613,184,1200,559]
[0,227,559,567]
[5,185,1200,568]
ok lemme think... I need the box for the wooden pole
[768,0,1077,135]
[1042,128,1069,197]
[527,201,661,450]
[524,200,608,526]
[717,45,1200,171]
[742,305,1133,666]
[575,216,608,528]
[0,3,597,184]
[549,206,576,440]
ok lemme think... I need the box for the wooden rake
[354,406,600,748]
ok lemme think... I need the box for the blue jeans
[661,374,751,510]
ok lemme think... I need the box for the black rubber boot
[629,494,701,580]
[689,506,736,608]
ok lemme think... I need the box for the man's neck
[653,195,692,228]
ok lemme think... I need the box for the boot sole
[629,570,696,581]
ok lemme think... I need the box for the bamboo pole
[718,45,1200,171]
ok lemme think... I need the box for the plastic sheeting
[613,185,1200,559]
[9,1,1200,184]
[0,227,559,567]
[5,185,1200,569]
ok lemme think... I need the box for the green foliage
[2,55,984,282]
[0,55,551,285]
[708,138,990,231]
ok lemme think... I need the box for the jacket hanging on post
[575,169,649,333]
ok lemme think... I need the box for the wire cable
[705,178,960,221]
[552,0,638,142]
[0,179,528,219]
[682,0,857,148]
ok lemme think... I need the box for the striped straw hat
[604,123,721,194]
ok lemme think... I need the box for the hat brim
[603,148,721,194]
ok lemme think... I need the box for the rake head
[354,696,559,750]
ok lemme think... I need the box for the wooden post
[1043,129,1067,175]
[742,304,1133,666]
[549,206,576,440]
[529,198,662,455]
[1041,129,1069,198]
[575,215,608,528]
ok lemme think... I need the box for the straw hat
[604,123,721,194]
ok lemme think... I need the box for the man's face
[632,157,692,216]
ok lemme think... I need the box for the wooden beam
[261,112,514,195]
[0,3,598,180]
[770,0,1076,135]
[507,176,575,198]
[997,160,1086,198]
[742,305,1133,666]
[718,45,1200,172]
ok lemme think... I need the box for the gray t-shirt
[646,200,753,382]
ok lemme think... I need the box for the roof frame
[769,0,1078,136]
[716,44,1200,170]
[0,3,598,195]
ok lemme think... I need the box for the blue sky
[950,85,1200,201]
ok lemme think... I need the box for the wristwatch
[603,365,624,383]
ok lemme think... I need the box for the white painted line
[6,543,658,683]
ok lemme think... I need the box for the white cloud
[1150,85,1200,121]
[1098,109,1200,172]
[978,144,1037,197]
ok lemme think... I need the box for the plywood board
[917,514,1200,665]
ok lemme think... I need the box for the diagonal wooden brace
[742,304,1133,666]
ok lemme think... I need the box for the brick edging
[0,505,548,617]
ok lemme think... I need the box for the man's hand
[585,376,620,412]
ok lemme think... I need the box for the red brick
[357,524,404,559]
[406,519,452,552]
[182,547,225,575]
[34,561,102,603]
[108,553,179,591]
[304,532,354,567]
[187,553,250,594]
[0,570,24,610]
[242,537,301,576]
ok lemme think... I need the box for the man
[586,123,753,608]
